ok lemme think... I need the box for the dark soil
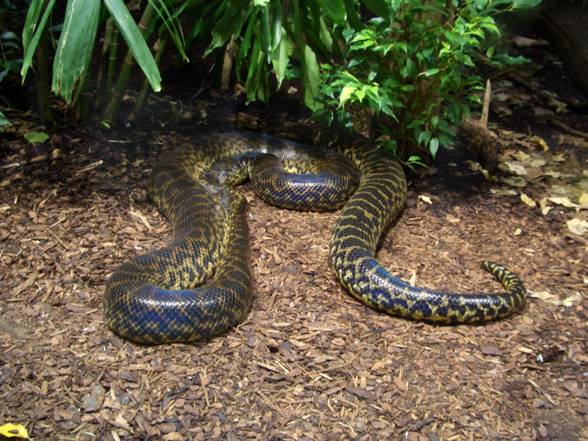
[0,27,587,441]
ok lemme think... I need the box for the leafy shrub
[316,0,539,159]
[193,0,539,160]
[14,0,540,153]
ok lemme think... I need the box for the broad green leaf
[271,0,283,51]
[22,0,45,50]
[20,0,57,81]
[291,0,303,47]
[245,34,269,102]
[318,17,333,51]
[304,2,331,54]
[103,0,162,92]
[260,5,272,57]
[354,85,366,102]
[302,45,321,110]
[343,0,364,30]
[238,12,258,70]
[417,130,431,146]
[317,0,346,23]
[361,0,390,19]
[207,0,252,54]
[52,0,101,103]
[245,36,261,102]
[271,30,290,87]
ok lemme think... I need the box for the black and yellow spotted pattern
[104,132,526,343]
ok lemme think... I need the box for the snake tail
[330,147,526,324]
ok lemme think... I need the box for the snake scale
[104,131,526,343]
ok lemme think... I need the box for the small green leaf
[418,131,431,146]
[419,67,441,77]
[24,131,49,144]
[339,85,355,107]
[429,137,440,157]
[406,155,427,169]
[400,58,416,79]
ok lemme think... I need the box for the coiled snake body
[104,132,526,343]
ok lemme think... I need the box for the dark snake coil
[104,132,526,343]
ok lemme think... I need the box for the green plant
[15,0,540,155]
[316,0,540,159]
[20,0,178,124]
[186,0,348,107]
[190,0,539,161]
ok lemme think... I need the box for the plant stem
[97,18,119,110]
[75,73,91,124]
[35,29,54,126]
[102,4,155,127]
[221,35,237,90]
[130,37,166,120]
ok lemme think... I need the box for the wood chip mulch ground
[1,39,587,441]
[1,118,586,441]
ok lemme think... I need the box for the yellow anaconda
[104,131,526,343]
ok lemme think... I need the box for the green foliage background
[14,0,540,158]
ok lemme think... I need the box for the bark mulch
[1,118,586,440]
